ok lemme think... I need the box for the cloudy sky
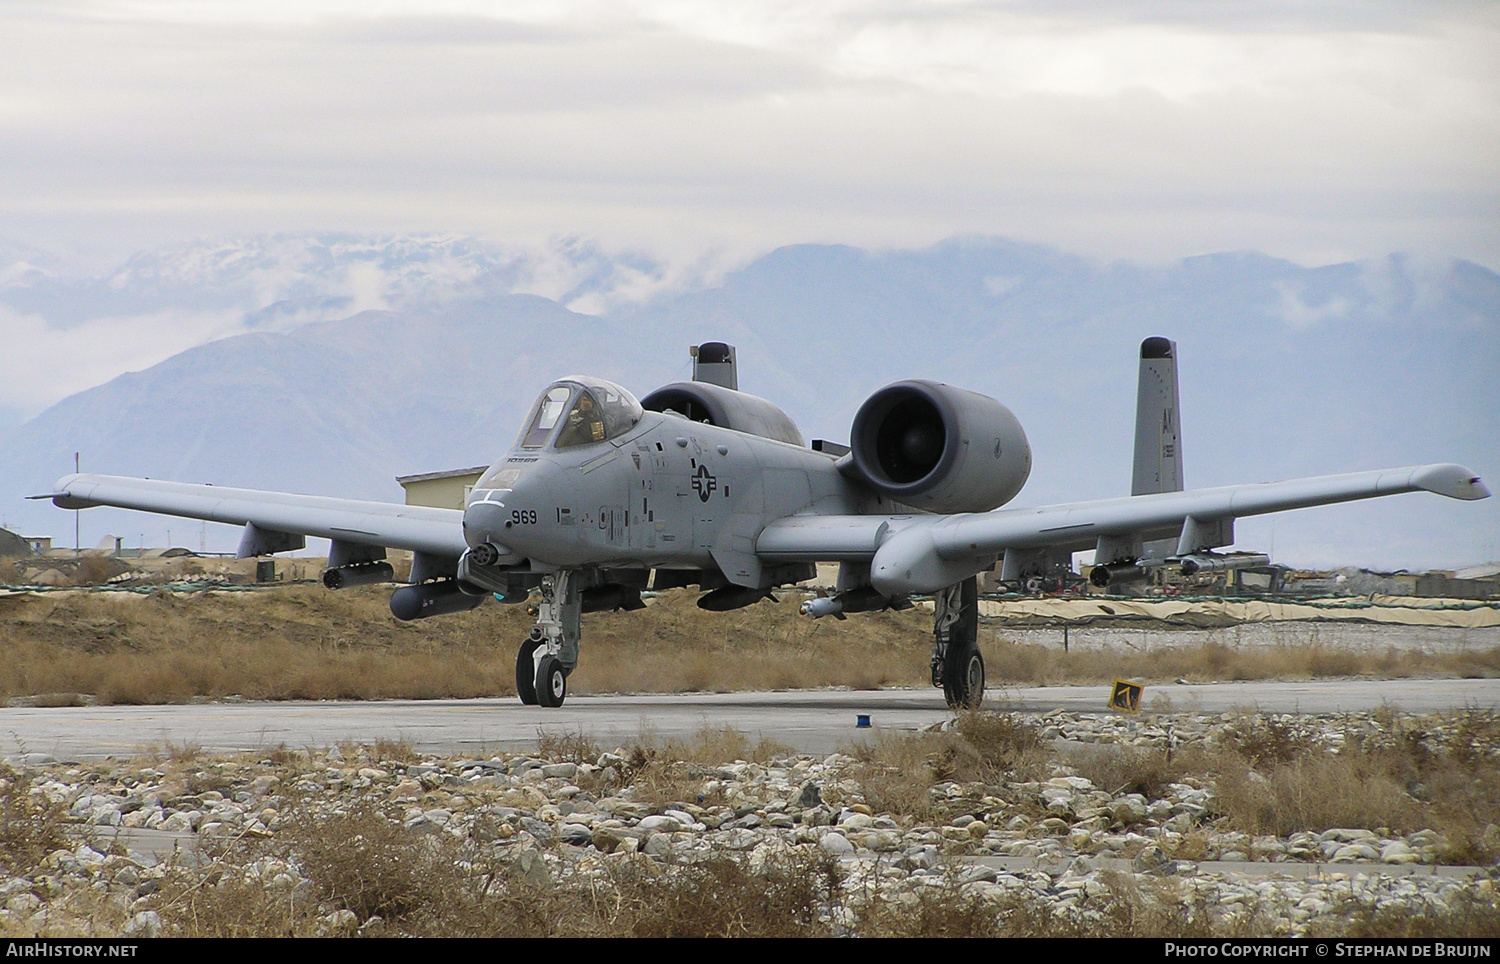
[1,1,1496,564]
[2,0,1496,274]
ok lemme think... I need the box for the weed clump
[613,726,794,808]
[1068,746,1195,800]
[151,796,843,938]
[536,729,602,765]
[854,876,1017,938]
[1313,891,1500,939]
[72,556,123,587]
[607,851,840,938]
[0,764,73,876]
[1204,709,1500,855]
[844,712,1051,821]
[1219,714,1319,769]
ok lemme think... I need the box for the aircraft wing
[36,474,467,559]
[757,463,1490,594]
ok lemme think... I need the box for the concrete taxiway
[3,677,1496,761]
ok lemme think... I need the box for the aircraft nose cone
[463,499,510,550]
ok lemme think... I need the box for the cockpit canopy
[516,377,643,450]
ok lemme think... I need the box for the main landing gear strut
[931,576,984,710]
[516,571,581,708]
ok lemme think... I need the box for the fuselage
[461,382,867,579]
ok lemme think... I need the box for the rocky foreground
[3,709,1498,938]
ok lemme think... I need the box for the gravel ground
[3,707,1497,937]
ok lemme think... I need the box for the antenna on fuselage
[690,342,737,391]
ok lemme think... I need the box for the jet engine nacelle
[845,380,1031,513]
[640,381,804,446]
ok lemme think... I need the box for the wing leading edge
[36,474,467,559]
[757,463,1490,595]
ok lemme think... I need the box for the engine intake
[846,380,1031,513]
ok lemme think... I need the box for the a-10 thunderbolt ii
[39,339,1490,709]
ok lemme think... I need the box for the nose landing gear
[515,571,580,707]
[536,654,568,708]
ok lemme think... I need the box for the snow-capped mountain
[2,235,1495,568]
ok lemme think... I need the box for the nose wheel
[536,654,568,708]
[516,637,540,705]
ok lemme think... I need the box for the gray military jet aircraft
[39,339,1490,709]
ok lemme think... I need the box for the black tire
[516,639,539,706]
[536,654,568,708]
[942,643,984,711]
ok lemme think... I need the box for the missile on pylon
[1177,553,1271,576]
[800,586,903,619]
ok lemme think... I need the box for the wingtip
[1411,464,1490,501]
[32,474,100,509]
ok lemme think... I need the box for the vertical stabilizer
[691,342,738,391]
[1132,336,1184,496]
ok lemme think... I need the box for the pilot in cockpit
[556,390,607,448]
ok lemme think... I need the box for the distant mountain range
[0,233,675,331]
[3,234,1495,568]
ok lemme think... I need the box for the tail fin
[691,341,738,390]
[1132,336,1184,495]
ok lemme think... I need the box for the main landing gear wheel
[942,643,985,711]
[516,638,540,705]
[933,576,983,711]
[536,654,568,708]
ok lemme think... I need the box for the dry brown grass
[603,851,840,938]
[1311,893,1500,938]
[574,590,931,694]
[2,584,1496,704]
[71,555,124,586]
[648,724,795,765]
[0,586,525,703]
[535,728,603,764]
[0,586,935,704]
[1203,710,1500,856]
[841,712,1052,822]
[1067,708,1500,853]
[1067,745,1199,800]
[612,725,796,808]
[151,796,843,938]
[853,875,1016,937]
[852,868,1272,938]
[984,634,1500,686]
[0,763,74,876]
[1212,754,1419,837]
